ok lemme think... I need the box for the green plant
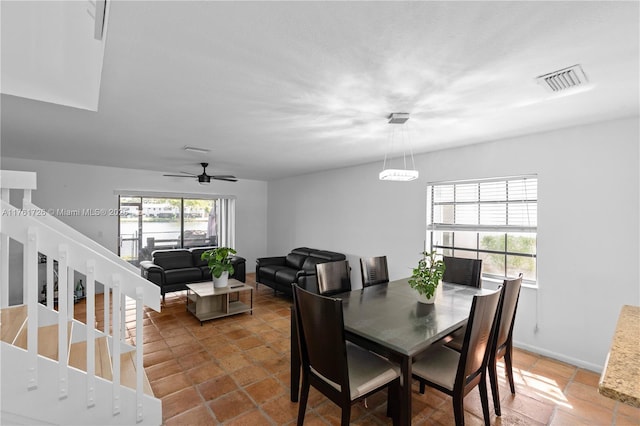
[408,250,446,299]
[201,247,237,278]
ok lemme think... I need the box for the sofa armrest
[140,260,164,285]
[297,274,318,295]
[230,256,246,283]
[255,256,286,267]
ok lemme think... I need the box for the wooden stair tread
[68,336,113,381]
[0,305,27,344]
[14,322,72,360]
[121,351,154,396]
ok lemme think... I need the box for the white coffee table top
[186,279,252,297]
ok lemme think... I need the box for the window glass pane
[454,231,477,250]
[455,204,478,225]
[508,202,537,227]
[479,233,506,252]
[433,185,454,203]
[451,249,477,259]
[480,203,506,225]
[480,181,506,201]
[479,252,505,276]
[433,204,454,224]
[507,255,536,281]
[506,233,536,255]
[183,199,217,248]
[119,197,142,264]
[142,198,181,253]
[508,179,537,201]
[455,183,478,202]
[431,231,454,248]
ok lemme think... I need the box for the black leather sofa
[256,247,346,296]
[140,247,246,302]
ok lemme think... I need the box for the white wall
[266,116,640,371]
[1,158,268,273]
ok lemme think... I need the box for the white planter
[417,283,442,304]
[213,271,229,288]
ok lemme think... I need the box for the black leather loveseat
[140,247,246,302]
[256,247,346,296]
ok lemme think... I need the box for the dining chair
[445,273,523,416]
[443,256,483,288]
[291,284,400,426]
[412,289,501,426]
[316,260,352,296]
[359,256,389,288]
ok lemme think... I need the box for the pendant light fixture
[379,113,419,181]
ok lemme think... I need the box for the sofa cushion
[164,268,202,284]
[274,268,299,287]
[153,250,194,270]
[285,253,307,269]
[259,264,292,282]
[190,247,216,268]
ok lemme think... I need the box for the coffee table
[186,279,253,325]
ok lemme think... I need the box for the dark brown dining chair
[291,284,400,426]
[412,289,501,426]
[445,273,523,416]
[359,256,389,288]
[443,256,483,288]
[316,260,352,296]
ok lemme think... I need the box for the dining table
[290,277,495,425]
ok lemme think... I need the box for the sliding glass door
[118,195,234,266]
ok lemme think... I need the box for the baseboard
[513,340,603,373]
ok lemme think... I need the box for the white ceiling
[1,1,638,181]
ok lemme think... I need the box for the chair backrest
[494,273,523,355]
[292,284,349,393]
[316,260,352,296]
[360,256,389,287]
[443,256,482,288]
[457,290,501,388]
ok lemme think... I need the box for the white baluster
[26,227,38,390]
[57,244,69,400]
[136,286,144,423]
[86,259,96,408]
[112,274,121,416]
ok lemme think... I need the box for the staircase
[0,170,162,425]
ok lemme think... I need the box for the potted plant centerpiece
[408,250,446,304]
[201,247,237,288]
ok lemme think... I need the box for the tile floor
[101,274,638,425]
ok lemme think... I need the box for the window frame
[426,175,538,286]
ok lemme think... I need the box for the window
[426,176,537,284]
[118,194,235,266]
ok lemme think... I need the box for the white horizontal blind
[427,176,538,282]
[429,178,537,232]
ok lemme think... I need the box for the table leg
[400,355,411,425]
[290,306,300,402]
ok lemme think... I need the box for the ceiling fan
[163,162,237,184]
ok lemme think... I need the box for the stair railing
[1,170,160,423]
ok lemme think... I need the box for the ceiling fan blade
[163,174,196,178]
[211,175,238,182]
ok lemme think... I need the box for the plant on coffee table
[201,247,237,283]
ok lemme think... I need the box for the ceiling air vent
[536,64,588,93]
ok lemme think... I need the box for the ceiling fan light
[379,169,419,181]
